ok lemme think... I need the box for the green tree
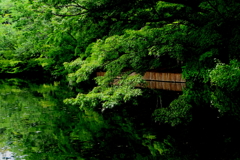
[62,0,240,116]
[1,0,240,159]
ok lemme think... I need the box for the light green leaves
[64,25,186,108]
[210,60,240,91]
[64,74,143,109]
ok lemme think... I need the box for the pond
[1,78,240,160]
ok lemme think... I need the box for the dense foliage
[0,79,183,159]
[1,0,240,159]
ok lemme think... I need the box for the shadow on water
[0,79,240,159]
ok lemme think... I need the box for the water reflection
[0,150,14,159]
[1,79,240,159]
[0,79,181,159]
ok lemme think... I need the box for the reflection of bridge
[96,72,186,91]
[138,81,185,91]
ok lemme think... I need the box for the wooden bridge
[96,71,186,91]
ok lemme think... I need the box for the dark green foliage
[1,0,240,159]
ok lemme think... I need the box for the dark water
[1,79,240,160]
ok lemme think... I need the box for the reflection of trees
[0,79,183,159]
[1,78,240,159]
[152,82,240,159]
[0,79,78,159]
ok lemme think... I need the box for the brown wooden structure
[96,71,186,91]
[140,81,185,91]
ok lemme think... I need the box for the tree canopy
[1,0,240,159]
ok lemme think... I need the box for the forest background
[1,0,240,159]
